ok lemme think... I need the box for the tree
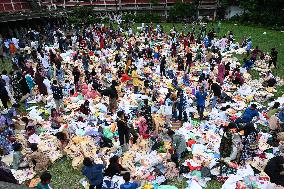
[168,0,196,22]
[238,0,284,26]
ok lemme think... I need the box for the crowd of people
[0,15,283,189]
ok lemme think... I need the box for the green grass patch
[48,157,84,189]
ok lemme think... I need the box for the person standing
[0,79,12,109]
[116,111,129,151]
[195,87,208,120]
[160,56,167,77]
[51,80,64,111]
[217,62,225,85]
[131,67,139,94]
[269,48,278,68]
[101,80,119,114]
[72,66,80,91]
[208,80,221,109]
[246,38,252,56]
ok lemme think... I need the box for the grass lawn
[1,22,284,189]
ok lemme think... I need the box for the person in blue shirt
[246,38,252,56]
[278,107,284,129]
[195,87,208,120]
[235,104,259,125]
[278,108,284,122]
[120,172,140,189]
[203,36,209,48]
[82,157,105,189]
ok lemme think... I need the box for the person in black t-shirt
[51,80,64,111]
[208,79,221,109]
[116,111,129,148]
[269,48,278,68]
[185,51,192,73]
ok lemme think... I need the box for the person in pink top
[217,62,225,85]
[137,116,148,139]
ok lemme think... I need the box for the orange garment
[9,43,16,54]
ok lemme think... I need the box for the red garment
[187,140,196,148]
[121,74,131,83]
[184,38,189,48]
[187,162,202,171]
[89,51,94,56]
[100,37,104,49]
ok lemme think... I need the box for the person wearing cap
[235,104,259,126]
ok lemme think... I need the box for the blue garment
[195,91,208,107]
[246,41,252,51]
[212,96,218,109]
[154,52,159,59]
[278,112,284,122]
[120,182,139,189]
[82,164,105,186]
[243,59,254,69]
[204,37,209,48]
[241,107,259,122]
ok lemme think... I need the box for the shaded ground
[0,181,29,189]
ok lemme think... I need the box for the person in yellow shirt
[132,67,139,94]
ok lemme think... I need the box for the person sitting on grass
[120,172,140,189]
[26,143,51,173]
[82,157,106,189]
[55,131,69,151]
[37,171,52,189]
[11,142,28,170]
[104,155,127,177]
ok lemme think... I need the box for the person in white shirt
[1,70,10,88]
[4,39,10,56]
[12,38,19,49]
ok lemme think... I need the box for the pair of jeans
[212,96,218,109]
[197,105,205,120]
